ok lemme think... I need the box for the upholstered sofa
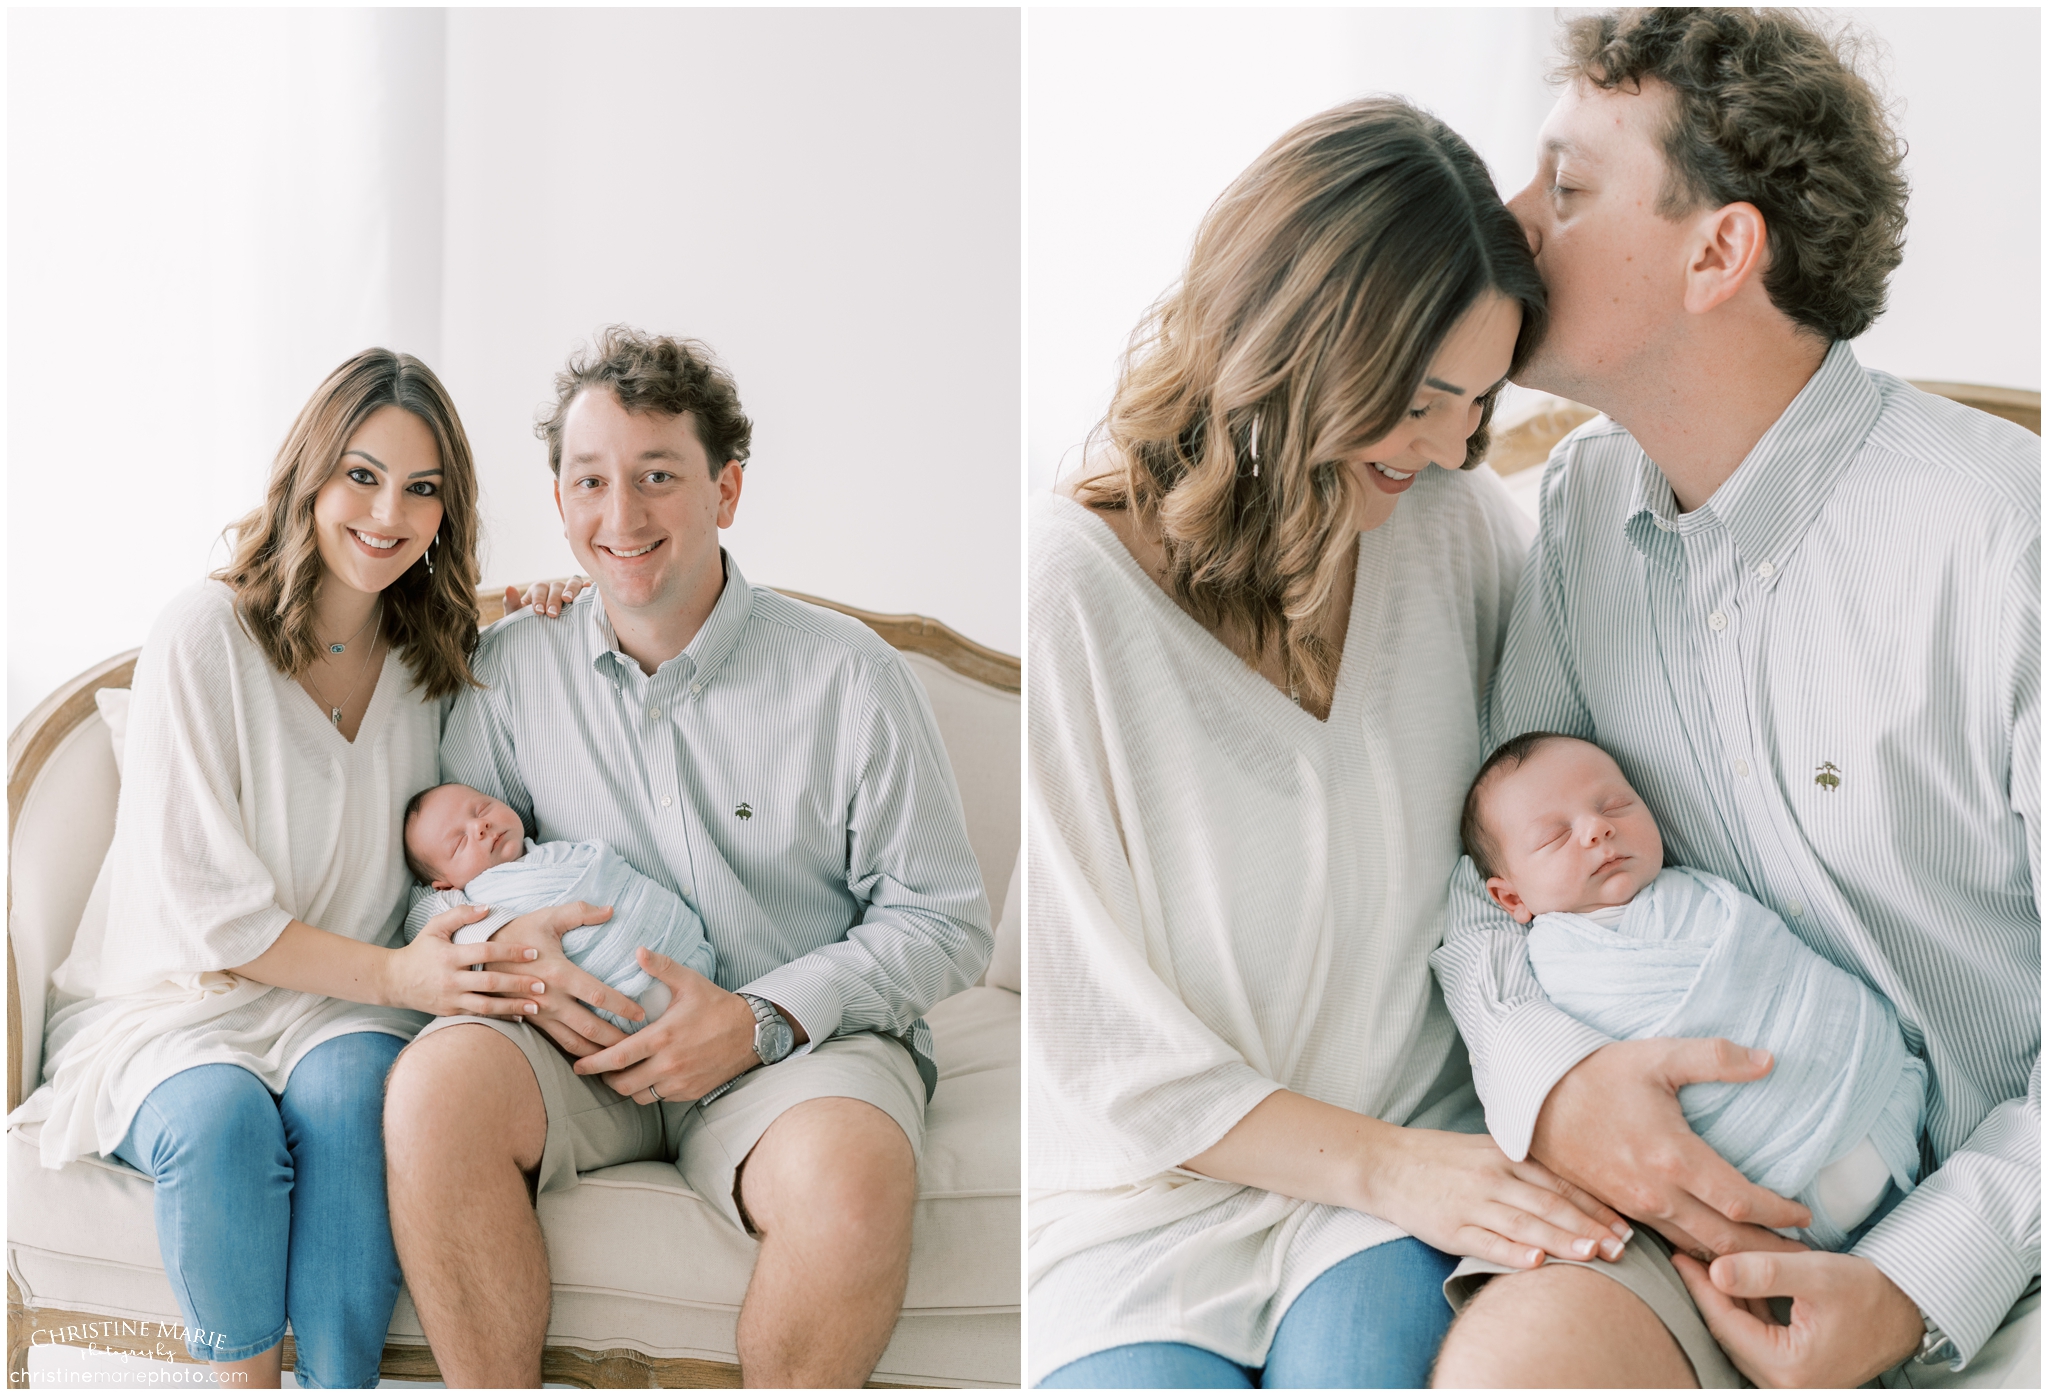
[7,588,1021,1389]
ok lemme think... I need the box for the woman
[14,351,587,1388]
[1028,98,1632,1387]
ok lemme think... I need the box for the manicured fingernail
[526,949,539,960]
[1749,1047,1770,1066]
[1611,1222,1634,1242]
[1572,1237,1596,1258]
[523,1002,538,1014]
[1601,1237,1624,1260]
[532,982,546,993]
[1528,1249,1544,1267]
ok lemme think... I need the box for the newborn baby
[1460,732,1927,1251]
[402,782,717,1033]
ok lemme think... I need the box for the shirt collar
[1623,340,1878,584]
[1702,339,1879,581]
[582,548,755,686]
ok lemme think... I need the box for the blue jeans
[1037,1237,1459,1388]
[112,1031,407,1388]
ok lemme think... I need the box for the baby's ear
[431,878,454,891]
[1485,876,1535,925]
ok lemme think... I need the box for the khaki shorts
[1446,1230,1743,1387]
[1447,1243,2042,1389]
[410,1015,927,1232]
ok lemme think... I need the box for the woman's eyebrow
[343,449,387,470]
[1422,373,1509,398]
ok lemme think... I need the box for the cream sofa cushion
[8,986,1018,1385]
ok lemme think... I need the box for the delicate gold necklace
[323,604,380,655]
[308,601,382,728]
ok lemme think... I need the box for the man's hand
[1671,1248,1925,1387]
[573,949,783,1102]
[1531,1038,1812,1259]
[485,902,644,1056]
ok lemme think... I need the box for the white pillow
[985,844,1021,994]
[94,687,131,777]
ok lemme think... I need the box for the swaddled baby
[1460,732,1927,1251]
[402,782,717,1033]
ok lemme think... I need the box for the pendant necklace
[324,604,380,655]
[310,601,383,728]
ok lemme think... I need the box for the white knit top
[1026,471,1527,1382]
[16,580,439,1167]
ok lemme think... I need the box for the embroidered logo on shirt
[735,802,753,820]
[1814,762,1841,791]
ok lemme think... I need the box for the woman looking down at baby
[1028,98,1634,1388]
[14,350,628,1388]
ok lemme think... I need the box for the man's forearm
[1430,857,1613,1157]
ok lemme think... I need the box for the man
[381,327,992,1387]
[1428,10,2038,1389]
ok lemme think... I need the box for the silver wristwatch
[1916,1311,1959,1368]
[697,994,798,1107]
[739,992,795,1067]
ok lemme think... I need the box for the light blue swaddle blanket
[411,838,718,1034]
[1526,866,1926,1251]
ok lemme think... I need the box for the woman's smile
[347,526,407,554]
[1364,461,1420,493]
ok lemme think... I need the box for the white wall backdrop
[8,8,1020,731]
[1028,6,2041,496]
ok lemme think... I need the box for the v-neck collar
[294,646,396,747]
[1050,493,1368,729]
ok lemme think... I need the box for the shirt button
[1756,561,1776,580]
[1734,759,1750,778]
[648,706,661,719]
[1787,900,1804,919]
[691,683,703,696]
[660,796,673,808]
[1654,516,1675,532]
[1709,610,1728,632]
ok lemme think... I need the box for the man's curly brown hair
[536,326,753,478]
[1559,8,1908,342]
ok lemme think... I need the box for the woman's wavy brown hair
[1080,97,1546,713]
[1558,8,1907,343]
[214,349,483,700]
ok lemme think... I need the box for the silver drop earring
[425,532,439,576]
[1248,415,1262,478]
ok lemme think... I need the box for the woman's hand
[483,903,647,1057]
[503,576,589,619]
[379,903,552,1018]
[1360,1126,1635,1271]
[1182,1091,1631,1270]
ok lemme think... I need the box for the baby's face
[1481,739,1663,922]
[407,784,526,890]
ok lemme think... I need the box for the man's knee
[384,1024,544,1174]
[739,1097,917,1242]
[1430,1264,1697,1389]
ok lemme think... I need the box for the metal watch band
[695,996,793,1108]
[739,992,794,1065]
[1917,1312,1959,1367]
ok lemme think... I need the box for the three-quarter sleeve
[1026,553,1282,1191]
[96,587,294,993]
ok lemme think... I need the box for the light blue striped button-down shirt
[1432,342,2039,1362]
[426,550,992,1095]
